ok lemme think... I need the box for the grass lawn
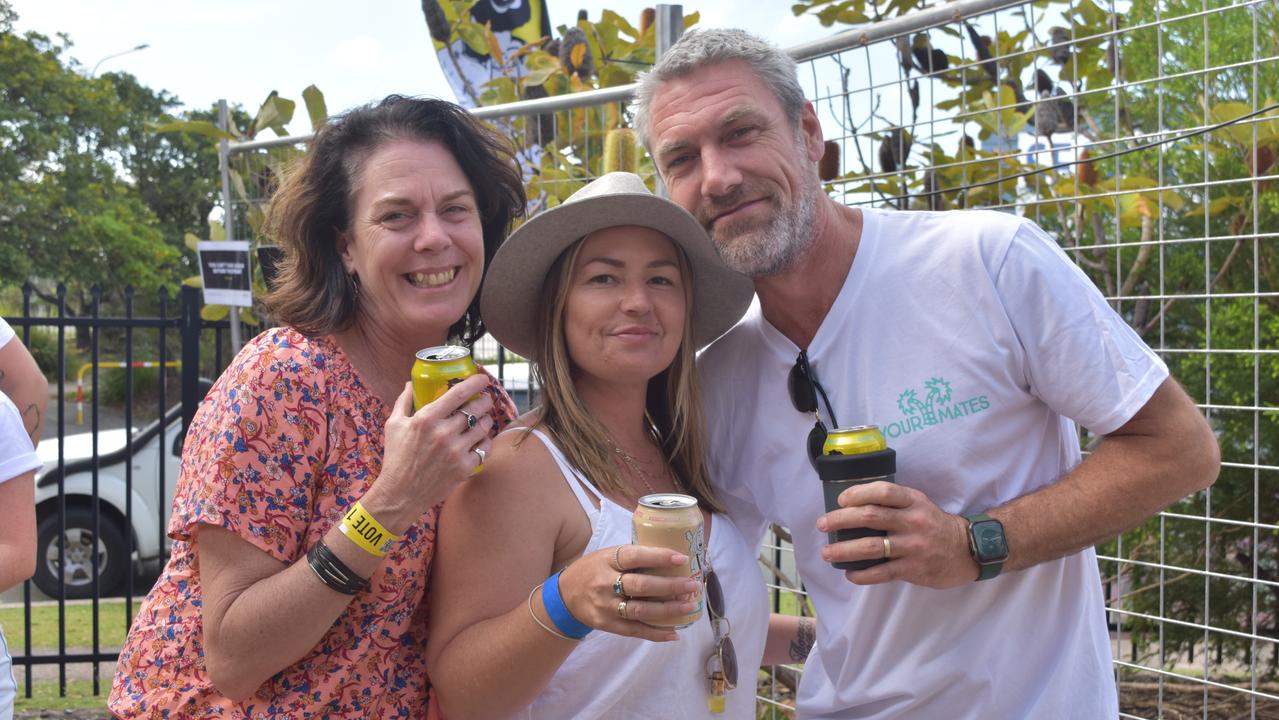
[13,679,111,712]
[0,599,133,650]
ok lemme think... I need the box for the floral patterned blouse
[108,327,515,719]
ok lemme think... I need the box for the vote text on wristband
[339,500,401,557]
[541,570,593,639]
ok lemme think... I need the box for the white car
[33,390,200,600]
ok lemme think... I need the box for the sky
[9,0,836,136]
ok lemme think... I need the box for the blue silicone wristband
[541,571,593,639]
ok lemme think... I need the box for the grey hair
[631,28,805,151]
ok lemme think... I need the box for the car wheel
[33,507,129,600]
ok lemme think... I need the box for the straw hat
[481,172,754,359]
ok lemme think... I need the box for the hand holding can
[815,425,896,572]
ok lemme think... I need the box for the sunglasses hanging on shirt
[787,350,840,467]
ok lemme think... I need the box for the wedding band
[474,447,486,463]
[461,410,478,429]
[611,546,625,572]
[617,600,628,619]
[882,535,892,559]
[613,573,627,597]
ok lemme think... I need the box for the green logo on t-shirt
[884,376,990,439]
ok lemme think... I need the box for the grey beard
[716,174,819,277]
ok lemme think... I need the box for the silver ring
[461,410,478,429]
[617,600,628,620]
[613,573,627,597]
[882,535,892,559]
[474,447,486,464]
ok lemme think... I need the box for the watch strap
[965,512,1005,582]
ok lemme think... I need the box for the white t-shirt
[699,208,1167,719]
[0,318,13,348]
[0,390,40,483]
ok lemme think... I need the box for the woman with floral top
[108,95,524,719]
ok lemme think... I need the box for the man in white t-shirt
[631,29,1220,718]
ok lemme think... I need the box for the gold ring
[617,600,628,620]
[882,535,892,559]
[612,546,625,572]
[613,573,627,597]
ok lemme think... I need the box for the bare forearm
[202,526,384,700]
[0,341,48,445]
[431,596,576,720]
[762,614,814,667]
[991,380,1218,573]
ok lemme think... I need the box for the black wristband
[307,538,371,595]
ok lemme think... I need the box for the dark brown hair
[262,95,526,343]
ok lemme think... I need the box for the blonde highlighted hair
[526,236,723,514]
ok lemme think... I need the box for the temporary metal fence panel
[3,284,248,699]
[225,0,1279,716]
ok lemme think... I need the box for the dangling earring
[348,271,360,301]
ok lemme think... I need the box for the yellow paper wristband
[339,501,401,557]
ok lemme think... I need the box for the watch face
[973,521,1009,562]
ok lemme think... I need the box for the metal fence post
[180,286,201,443]
[218,99,242,353]
[653,4,683,199]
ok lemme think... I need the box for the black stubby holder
[815,448,896,571]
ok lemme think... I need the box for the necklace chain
[613,443,664,496]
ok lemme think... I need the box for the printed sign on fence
[197,241,253,307]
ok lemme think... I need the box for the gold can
[822,424,887,456]
[632,493,705,628]
[411,345,478,411]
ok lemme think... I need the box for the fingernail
[672,553,687,563]
[821,547,831,560]
[816,517,827,532]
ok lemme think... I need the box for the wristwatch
[964,513,1009,581]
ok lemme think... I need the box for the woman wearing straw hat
[426,173,813,718]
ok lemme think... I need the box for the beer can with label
[632,493,705,628]
[412,345,478,411]
[817,425,896,572]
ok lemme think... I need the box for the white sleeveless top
[511,429,769,720]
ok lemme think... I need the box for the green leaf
[239,307,258,325]
[455,21,490,56]
[601,10,639,39]
[522,65,559,88]
[1185,195,1244,217]
[229,169,249,203]
[302,85,327,132]
[1117,176,1157,191]
[479,76,517,106]
[599,64,634,88]
[182,275,203,288]
[251,91,296,138]
[184,233,200,253]
[200,304,230,322]
[151,120,234,141]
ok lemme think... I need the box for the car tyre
[33,507,129,600]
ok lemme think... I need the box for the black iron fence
[3,283,255,697]
[2,283,529,701]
